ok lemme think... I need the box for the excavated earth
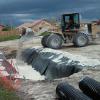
[0,37,100,100]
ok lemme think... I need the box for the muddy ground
[0,37,100,100]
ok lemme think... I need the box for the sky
[0,0,100,26]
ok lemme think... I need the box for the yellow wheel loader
[41,13,100,49]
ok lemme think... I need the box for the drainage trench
[21,48,83,80]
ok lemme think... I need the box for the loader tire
[56,82,92,100]
[73,33,89,47]
[41,35,50,47]
[47,34,63,49]
[79,77,100,100]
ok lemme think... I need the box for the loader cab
[61,13,80,32]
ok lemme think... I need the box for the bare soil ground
[0,37,100,100]
[62,42,100,60]
[15,68,100,100]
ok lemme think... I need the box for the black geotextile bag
[79,77,100,100]
[56,82,92,100]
